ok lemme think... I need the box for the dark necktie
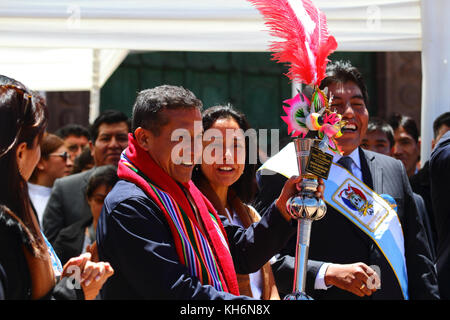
[338,156,353,174]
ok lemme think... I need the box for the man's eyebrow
[351,95,364,100]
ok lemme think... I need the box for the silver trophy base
[283,291,314,300]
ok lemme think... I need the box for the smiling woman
[192,104,280,300]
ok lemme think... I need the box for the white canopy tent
[0,0,447,162]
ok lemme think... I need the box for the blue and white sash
[259,142,409,299]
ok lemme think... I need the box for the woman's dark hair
[319,60,369,108]
[0,75,48,252]
[86,165,119,199]
[192,104,257,204]
[389,113,419,143]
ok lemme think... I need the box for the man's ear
[431,138,436,151]
[134,127,152,151]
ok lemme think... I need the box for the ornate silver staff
[246,0,343,300]
[280,87,345,300]
[284,138,327,300]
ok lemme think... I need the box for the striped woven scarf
[117,134,239,295]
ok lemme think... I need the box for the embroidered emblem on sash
[333,178,389,233]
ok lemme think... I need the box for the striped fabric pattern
[120,154,226,291]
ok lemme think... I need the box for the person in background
[360,117,394,156]
[55,124,90,164]
[52,165,118,265]
[28,133,73,225]
[72,145,95,174]
[360,117,436,260]
[389,113,421,178]
[0,75,113,300]
[43,110,130,246]
[96,85,316,299]
[192,104,279,299]
[255,61,438,299]
[430,127,450,299]
[410,111,450,250]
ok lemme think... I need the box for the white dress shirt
[314,147,362,290]
[28,182,52,225]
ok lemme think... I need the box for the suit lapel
[359,148,381,192]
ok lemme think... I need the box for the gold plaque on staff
[305,146,333,179]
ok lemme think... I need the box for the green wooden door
[101,51,377,154]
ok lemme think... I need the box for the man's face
[328,81,369,156]
[91,122,129,166]
[360,129,393,156]
[146,108,203,184]
[392,126,420,177]
[64,134,89,161]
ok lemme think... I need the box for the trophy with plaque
[248,0,346,299]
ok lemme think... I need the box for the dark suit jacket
[97,180,297,300]
[413,192,436,260]
[42,167,97,245]
[254,147,439,300]
[52,215,93,266]
[430,131,450,299]
[410,161,438,249]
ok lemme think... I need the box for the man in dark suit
[430,130,450,299]
[254,61,439,299]
[42,110,130,245]
[361,117,436,259]
[410,112,450,249]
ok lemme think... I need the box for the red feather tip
[248,0,338,86]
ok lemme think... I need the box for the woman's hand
[275,176,325,221]
[79,260,114,300]
[61,252,114,300]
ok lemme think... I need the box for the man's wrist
[275,197,291,221]
[315,262,333,290]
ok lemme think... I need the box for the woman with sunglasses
[0,75,113,300]
[28,133,73,225]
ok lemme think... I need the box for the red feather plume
[248,0,338,86]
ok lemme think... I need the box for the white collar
[333,147,361,171]
[27,182,52,195]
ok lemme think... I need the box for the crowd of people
[1,59,449,300]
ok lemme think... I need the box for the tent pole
[420,0,450,164]
[89,49,100,124]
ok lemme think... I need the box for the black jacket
[430,131,450,299]
[52,215,93,266]
[410,161,438,251]
[0,207,83,300]
[254,147,439,300]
